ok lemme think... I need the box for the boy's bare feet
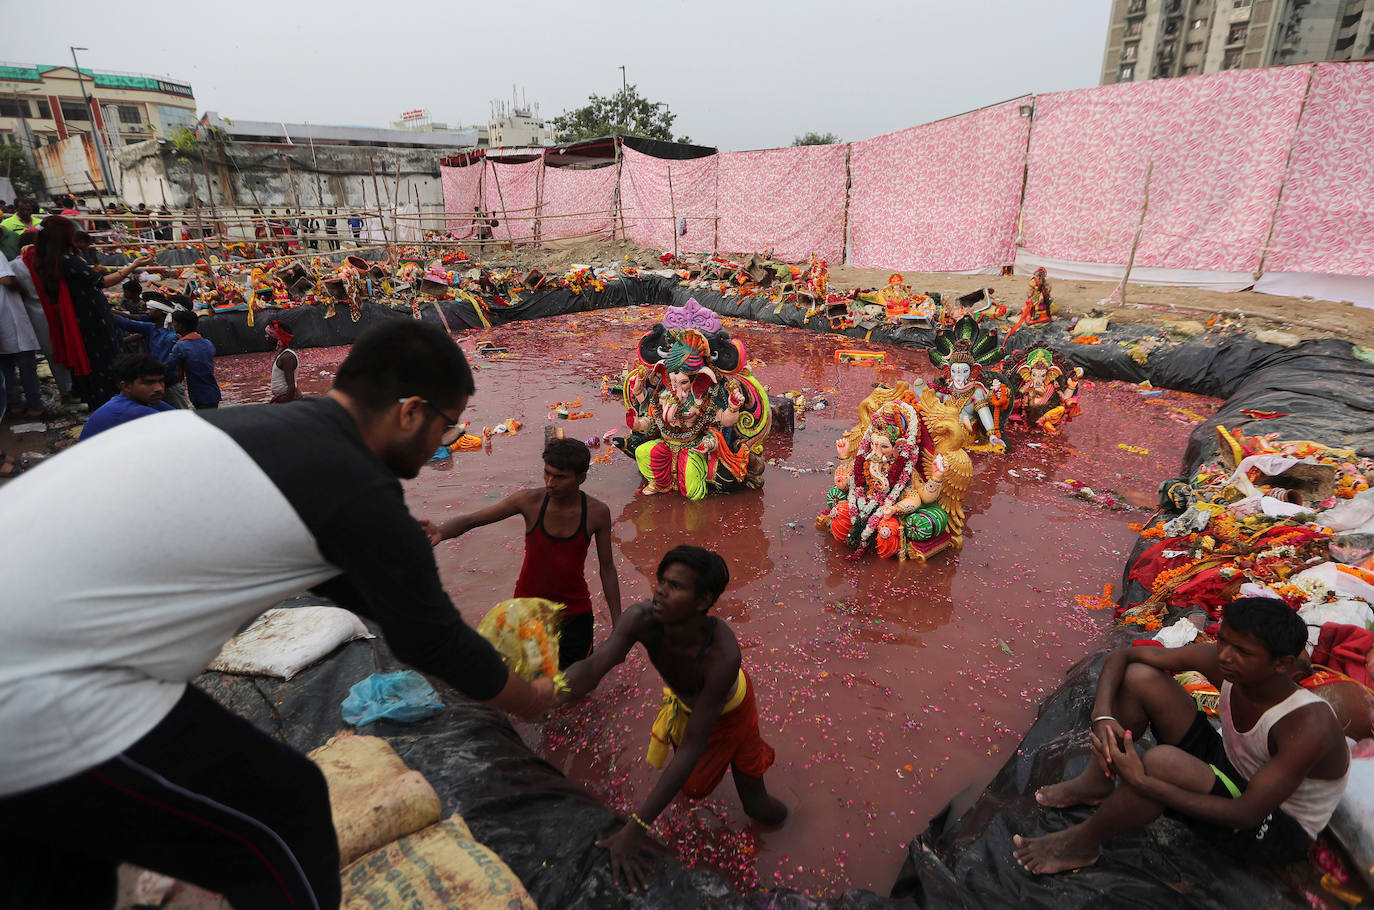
[1013,830,1100,874]
[1034,775,1114,808]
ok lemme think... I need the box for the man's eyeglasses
[399,397,462,433]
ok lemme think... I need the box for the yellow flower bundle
[476,598,569,692]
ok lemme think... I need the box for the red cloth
[682,672,775,798]
[1128,536,1193,590]
[21,247,91,375]
[1170,566,1235,616]
[1311,623,1374,689]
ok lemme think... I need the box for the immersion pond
[215,308,1218,895]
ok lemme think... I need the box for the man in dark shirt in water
[561,545,788,890]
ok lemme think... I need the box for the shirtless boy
[1015,596,1350,874]
[430,437,620,666]
[562,545,787,890]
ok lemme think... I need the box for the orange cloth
[681,672,776,798]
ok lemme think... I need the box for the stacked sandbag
[309,732,536,910]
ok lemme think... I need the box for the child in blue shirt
[166,311,221,410]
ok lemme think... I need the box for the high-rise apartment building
[1101,0,1374,84]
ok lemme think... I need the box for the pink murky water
[217,310,1217,895]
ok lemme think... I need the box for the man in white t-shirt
[1014,596,1350,874]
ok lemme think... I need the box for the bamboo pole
[392,160,402,244]
[308,133,325,208]
[85,170,105,210]
[489,159,512,247]
[712,152,720,256]
[369,156,389,246]
[285,153,302,211]
[1255,64,1317,282]
[198,148,221,252]
[186,179,211,263]
[612,135,623,241]
[1119,160,1153,307]
[840,143,853,264]
[666,160,678,259]
[533,159,544,244]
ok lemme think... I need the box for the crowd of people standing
[0,202,230,476]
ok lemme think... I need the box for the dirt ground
[502,237,1374,344]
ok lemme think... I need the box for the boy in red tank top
[429,438,621,666]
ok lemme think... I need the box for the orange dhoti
[646,670,776,798]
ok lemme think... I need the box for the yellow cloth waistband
[646,669,747,769]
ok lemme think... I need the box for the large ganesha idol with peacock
[614,299,771,500]
[817,383,974,563]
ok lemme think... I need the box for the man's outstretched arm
[430,490,529,545]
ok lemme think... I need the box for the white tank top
[1220,680,1349,838]
[270,348,295,399]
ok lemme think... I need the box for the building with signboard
[0,63,196,151]
[0,62,196,197]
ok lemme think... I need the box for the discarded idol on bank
[614,299,770,500]
[928,315,1011,453]
[817,384,973,562]
[1009,348,1083,435]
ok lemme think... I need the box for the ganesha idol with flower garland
[615,299,770,500]
[818,385,974,562]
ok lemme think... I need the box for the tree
[553,84,691,144]
[0,145,45,199]
[169,125,230,154]
[792,131,841,146]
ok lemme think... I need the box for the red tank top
[513,492,593,616]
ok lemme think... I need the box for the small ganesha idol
[1010,348,1083,436]
[615,299,771,500]
[817,384,974,563]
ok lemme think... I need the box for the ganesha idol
[1010,348,1083,435]
[817,384,974,562]
[616,299,770,500]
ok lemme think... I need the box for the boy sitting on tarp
[561,545,787,890]
[1015,596,1351,874]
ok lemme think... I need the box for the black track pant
[0,686,341,909]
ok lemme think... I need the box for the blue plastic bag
[341,670,445,726]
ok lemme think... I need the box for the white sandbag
[1329,757,1374,889]
[209,606,373,680]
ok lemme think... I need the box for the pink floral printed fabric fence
[1264,62,1374,278]
[847,99,1030,272]
[619,148,718,254]
[440,164,483,237]
[716,145,848,262]
[481,160,542,242]
[541,165,618,241]
[1020,68,1309,273]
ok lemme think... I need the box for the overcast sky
[12,0,1111,151]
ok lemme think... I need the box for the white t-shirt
[0,252,39,354]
